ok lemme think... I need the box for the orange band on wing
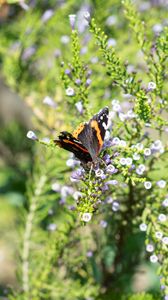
[73,124,84,139]
[90,120,103,147]
[63,139,89,153]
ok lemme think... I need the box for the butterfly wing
[54,131,92,163]
[73,107,109,160]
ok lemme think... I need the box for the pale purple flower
[81,212,92,222]
[148,81,156,91]
[107,180,118,185]
[162,237,168,245]
[90,56,98,64]
[100,220,108,228]
[106,196,113,203]
[86,78,92,87]
[41,137,50,144]
[83,11,91,22]
[75,79,81,85]
[22,46,36,60]
[26,130,38,141]
[133,153,141,161]
[106,164,115,174]
[135,143,144,150]
[162,198,168,207]
[19,1,29,10]
[47,223,57,231]
[158,214,167,222]
[86,250,93,257]
[144,148,151,156]
[139,223,147,231]
[125,157,133,166]
[69,14,76,30]
[43,96,56,108]
[153,23,163,33]
[66,158,76,167]
[136,164,146,175]
[150,254,158,263]
[120,158,127,165]
[144,181,152,189]
[41,9,54,23]
[155,231,163,239]
[119,140,127,147]
[112,201,120,211]
[70,169,83,182]
[81,46,88,54]
[66,87,75,96]
[106,15,117,26]
[157,180,166,188]
[164,295,168,300]
[146,244,154,252]
[107,38,117,47]
[95,169,105,178]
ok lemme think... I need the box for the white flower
[139,223,147,231]
[119,112,126,122]
[66,158,75,167]
[100,220,108,228]
[112,201,120,211]
[26,130,38,140]
[162,198,168,207]
[162,237,168,245]
[83,11,91,22]
[135,143,144,150]
[119,140,127,147]
[144,148,151,156]
[81,212,92,222]
[125,157,132,166]
[43,96,56,108]
[60,35,70,44]
[73,191,82,201]
[144,181,152,189]
[158,214,167,222]
[150,254,158,263]
[136,164,146,175]
[112,137,120,145]
[106,164,115,174]
[47,223,57,231]
[51,182,60,192]
[95,169,105,178]
[155,231,163,239]
[152,23,163,34]
[157,180,166,188]
[120,158,127,165]
[107,38,117,47]
[133,153,141,161]
[148,81,156,90]
[66,87,75,96]
[146,244,154,252]
[164,295,168,300]
[111,99,119,105]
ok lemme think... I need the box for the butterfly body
[54,107,109,164]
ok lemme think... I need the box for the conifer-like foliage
[0,0,168,299]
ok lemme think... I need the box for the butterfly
[54,107,109,164]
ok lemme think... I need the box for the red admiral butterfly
[54,107,109,164]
